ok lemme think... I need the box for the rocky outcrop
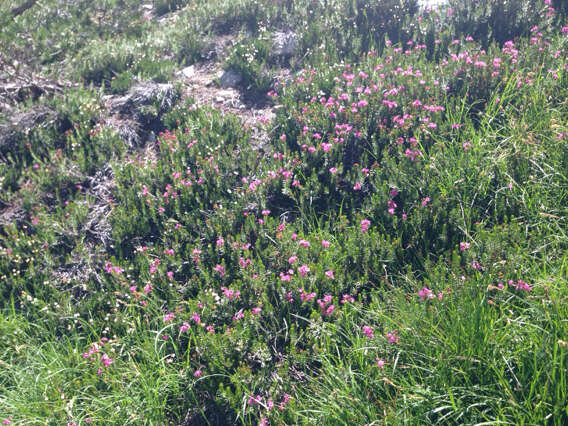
[105,81,179,147]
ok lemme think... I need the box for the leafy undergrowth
[1,0,568,425]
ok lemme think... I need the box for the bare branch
[9,0,38,18]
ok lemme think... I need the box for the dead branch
[9,0,38,18]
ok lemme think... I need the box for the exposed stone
[219,69,242,88]
[177,65,195,78]
[271,31,298,57]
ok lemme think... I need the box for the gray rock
[271,32,298,57]
[177,65,195,79]
[219,69,242,88]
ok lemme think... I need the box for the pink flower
[262,209,271,216]
[459,242,470,251]
[386,331,399,344]
[375,358,386,369]
[221,287,240,300]
[248,395,262,406]
[341,294,354,304]
[353,181,361,190]
[214,264,225,276]
[298,264,310,278]
[167,271,174,279]
[191,313,201,324]
[360,219,371,233]
[405,149,422,161]
[232,309,244,321]
[421,197,431,207]
[321,240,330,248]
[323,304,335,315]
[300,289,316,302]
[362,325,374,339]
[180,322,190,333]
[298,239,310,248]
[252,307,262,315]
[163,312,175,323]
[216,237,224,247]
[288,255,298,264]
[329,167,338,174]
[279,393,291,410]
[513,279,531,292]
[194,369,202,378]
[317,296,331,309]
[418,287,434,301]
[325,270,335,279]
[100,353,113,367]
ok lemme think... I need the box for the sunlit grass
[1,0,567,424]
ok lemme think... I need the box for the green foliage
[447,0,546,48]
[1,0,568,425]
[110,71,135,94]
[225,35,273,93]
[153,0,190,16]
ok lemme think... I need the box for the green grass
[1,0,568,424]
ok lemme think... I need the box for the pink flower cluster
[317,294,335,315]
[362,325,374,339]
[418,287,443,302]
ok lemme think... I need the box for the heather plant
[1,0,568,425]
